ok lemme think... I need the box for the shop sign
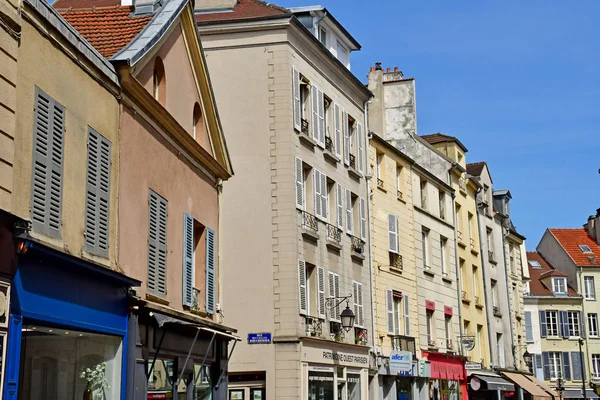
[248,332,271,344]
[418,360,430,378]
[461,337,475,351]
[470,377,481,391]
[430,360,465,380]
[389,351,413,375]
[322,350,369,365]
[465,362,482,370]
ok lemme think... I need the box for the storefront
[423,351,467,400]
[377,351,420,400]
[302,338,371,400]
[468,373,515,400]
[3,241,140,400]
[126,303,239,400]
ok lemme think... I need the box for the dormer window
[579,244,593,253]
[336,40,348,66]
[318,26,327,46]
[552,278,567,295]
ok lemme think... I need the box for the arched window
[193,103,202,139]
[153,57,166,105]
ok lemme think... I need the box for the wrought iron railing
[391,335,416,355]
[305,316,324,338]
[349,154,356,169]
[351,235,364,255]
[428,339,437,348]
[325,136,334,153]
[488,250,494,261]
[302,210,318,234]
[330,321,344,342]
[390,252,403,269]
[440,204,445,220]
[327,223,342,243]
[191,287,201,311]
[301,118,309,135]
[474,296,481,306]
[377,178,384,188]
[457,230,463,241]
[462,290,468,300]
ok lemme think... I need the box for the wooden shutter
[571,352,582,381]
[334,273,340,320]
[388,213,399,253]
[560,311,569,338]
[320,171,328,220]
[182,213,194,307]
[148,190,168,295]
[563,352,571,380]
[334,103,342,157]
[346,188,353,234]
[31,87,65,238]
[314,170,322,218]
[311,85,319,142]
[403,294,410,336]
[292,67,301,131]
[360,197,366,240]
[317,267,325,318]
[357,123,364,173]
[358,282,363,326]
[542,352,551,380]
[328,272,338,321]
[580,311,586,338]
[295,157,304,210]
[84,128,111,257]
[535,354,543,380]
[353,282,359,326]
[318,88,325,147]
[343,110,349,165]
[299,260,307,315]
[540,310,547,337]
[336,184,343,229]
[205,228,216,314]
[525,311,533,342]
[386,289,395,334]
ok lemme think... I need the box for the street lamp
[522,350,533,372]
[340,304,356,332]
[579,338,587,400]
[556,378,565,400]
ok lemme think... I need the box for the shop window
[148,359,213,399]
[308,370,334,399]
[19,325,122,400]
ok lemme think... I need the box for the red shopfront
[423,352,468,400]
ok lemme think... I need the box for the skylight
[529,261,542,269]
[579,245,593,253]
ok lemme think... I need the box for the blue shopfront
[3,241,139,400]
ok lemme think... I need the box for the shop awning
[473,374,515,391]
[524,374,557,399]
[563,389,598,399]
[152,311,240,341]
[502,372,551,398]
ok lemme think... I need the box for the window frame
[552,278,567,294]
[592,354,600,379]
[549,352,562,380]
[546,310,559,337]
[585,276,596,300]
[567,311,580,337]
[588,313,598,337]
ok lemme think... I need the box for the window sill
[146,292,170,306]
[442,276,453,284]
[348,167,362,181]
[351,252,365,262]
[462,298,471,305]
[475,303,484,310]
[423,267,435,277]
[457,240,467,249]
[546,337,562,341]
[389,266,403,275]
[376,185,387,193]
[489,259,498,265]
[299,132,317,149]
[302,229,319,242]
[585,298,597,301]
[470,248,479,256]
[326,240,342,252]
[323,149,340,165]
[459,188,467,196]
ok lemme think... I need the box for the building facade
[197,2,373,399]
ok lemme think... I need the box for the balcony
[493,306,502,317]
[326,223,342,251]
[301,210,319,241]
[349,154,356,169]
[428,338,437,348]
[348,154,361,179]
[350,235,365,261]
[355,327,368,346]
[301,118,309,134]
[390,252,403,270]
[305,316,324,338]
[299,118,316,148]
[391,335,416,355]
[324,136,338,164]
[191,287,201,312]
[330,321,344,342]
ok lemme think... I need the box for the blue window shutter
[561,311,569,338]
[148,190,168,295]
[563,352,571,381]
[542,352,551,380]
[525,311,533,342]
[580,311,586,338]
[535,354,544,380]
[205,228,216,314]
[540,310,547,338]
[182,213,194,307]
[571,352,582,381]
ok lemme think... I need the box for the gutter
[449,162,465,356]
[500,215,517,370]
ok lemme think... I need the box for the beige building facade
[197,3,372,399]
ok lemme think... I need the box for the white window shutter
[295,157,304,210]
[292,67,301,131]
[386,289,395,334]
[321,172,328,220]
[299,260,307,315]
[353,281,359,326]
[388,213,398,253]
[311,85,319,142]
[334,103,342,157]
[360,197,366,240]
[314,170,321,218]
[182,212,194,307]
[403,293,410,335]
[357,123,364,173]
[358,282,364,326]
[336,184,344,229]
[205,228,216,314]
[328,272,338,321]
[343,110,350,165]
[318,88,325,147]
[317,267,325,318]
[334,273,341,320]
[346,188,353,234]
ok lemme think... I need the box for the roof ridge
[56,4,132,12]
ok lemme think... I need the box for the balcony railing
[305,316,324,338]
[301,118,309,135]
[493,306,502,317]
[390,252,403,269]
[421,194,427,210]
[302,211,318,234]
[462,290,468,300]
[428,338,437,348]
[440,204,445,220]
[470,238,476,249]
[457,230,463,241]
[330,321,344,342]
[391,335,416,355]
[397,190,403,200]
[191,287,201,311]
[326,223,342,244]
[349,154,356,169]
[351,235,364,255]
[377,178,384,189]
[325,136,334,153]
[488,250,495,262]
[474,296,481,306]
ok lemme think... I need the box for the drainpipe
[313,11,328,36]
[500,217,517,370]
[449,163,465,357]
[579,266,591,390]
[469,176,494,370]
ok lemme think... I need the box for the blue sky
[278,0,600,247]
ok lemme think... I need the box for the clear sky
[277,0,600,247]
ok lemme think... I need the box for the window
[192,102,204,140]
[386,290,409,337]
[439,191,445,220]
[529,260,542,269]
[388,213,399,254]
[468,213,474,247]
[445,316,452,348]
[524,281,531,296]
[84,128,111,257]
[295,157,306,210]
[486,229,494,258]
[440,237,448,276]
[585,277,596,300]
[455,204,462,240]
[313,169,328,221]
[31,87,65,238]
[292,68,311,134]
[593,355,600,379]
[345,188,353,234]
[336,40,348,66]
[396,165,403,198]
[148,190,168,295]
[491,280,498,307]
[420,180,427,210]
[589,313,598,337]
[552,278,567,294]
[318,26,327,46]
[391,292,403,336]
[497,333,505,367]
[568,311,580,337]
[328,272,341,320]
[509,243,515,272]
[376,152,383,185]
[426,311,435,345]
[352,281,364,327]
[153,57,166,105]
[579,245,593,253]
[548,352,562,380]
[422,228,430,269]
[472,267,478,300]
[477,325,483,362]
[182,213,214,313]
[304,265,325,320]
[546,311,559,337]
[310,84,326,147]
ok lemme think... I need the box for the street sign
[248,332,271,344]
[389,351,413,375]
[465,362,482,370]
[461,337,475,351]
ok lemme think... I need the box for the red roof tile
[526,251,578,297]
[466,162,485,177]
[549,228,600,267]
[56,6,152,59]
[195,0,289,22]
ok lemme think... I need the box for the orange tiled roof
[526,251,578,297]
[56,6,152,59]
[549,228,600,267]
[195,0,289,22]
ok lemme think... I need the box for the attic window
[318,26,327,46]
[529,261,542,269]
[552,277,567,295]
[589,256,597,264]
[579,245,593,253]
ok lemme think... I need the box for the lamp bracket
[325,295,352,311]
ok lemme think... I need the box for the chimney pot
[394,67,399,72]
[370,66,375,72]
[386,68,391,73]
[375,62,382,71]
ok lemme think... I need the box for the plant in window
[80,362,110,399]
